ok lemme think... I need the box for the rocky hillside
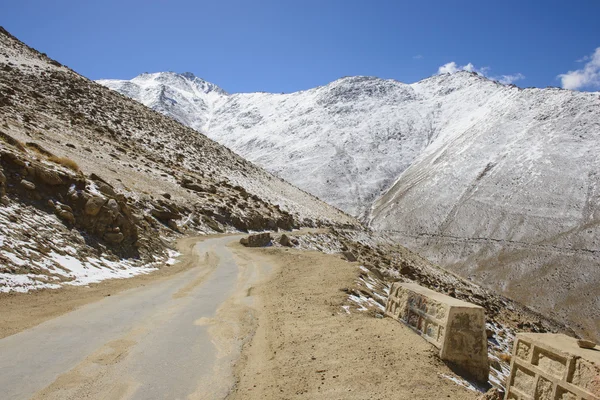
[100,70,600,339]
[0,27,358,292]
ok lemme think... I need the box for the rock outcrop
[240,233,272,247]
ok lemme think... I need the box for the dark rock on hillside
[240,233,272,247]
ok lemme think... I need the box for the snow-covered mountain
[99,71,600,337]
[98,73,433,217]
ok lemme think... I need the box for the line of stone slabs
[385,282,600,400]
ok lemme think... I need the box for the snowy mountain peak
[129,71,228,95]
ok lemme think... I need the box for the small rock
[162,193,171,199]
[20,179,36,190]
[181,182,207,193]
[577,339,597,349]
[104,232,124,244]
[486,328,494,339]
[106,198,120,213]
[204,216,223,233]
[85,196,107,216]
[489,359,502,371]
[341,251,357,262]
[0,196,9,206]
[56,209,75,224]
[96,182,116,196]
[58,203,73,213]
[477,388,503,400]
[151,208,180,221]
[279,234,293,247]
[167,219,180,232]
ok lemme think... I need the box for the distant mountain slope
[100,70,600,337]
[0,27,357,292]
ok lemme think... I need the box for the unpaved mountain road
[0,235,268,400]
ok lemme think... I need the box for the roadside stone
[19,179,36,190]
[279,234,293,247]
[240,233,271,247]
[577,339,597,349]
[341,251,357,262]
[85,196,106,216]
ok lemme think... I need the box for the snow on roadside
[0,201,176,293]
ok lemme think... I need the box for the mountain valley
[100,68,600,338]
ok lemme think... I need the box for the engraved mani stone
[505,333,600,400]
[385,282,489,382]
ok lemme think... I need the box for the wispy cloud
[437,61,475,74]
[413,54,423,60]
[495,73,525,84]
[437,62,525,85]
[558,47,600,90]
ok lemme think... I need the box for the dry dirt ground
[227,246,479,400]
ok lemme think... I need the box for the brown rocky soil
[227,246,479,399]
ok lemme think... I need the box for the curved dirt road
[0,235,269,400]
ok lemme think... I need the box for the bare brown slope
[227,246,478,400]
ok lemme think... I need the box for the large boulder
[240,233,272,247]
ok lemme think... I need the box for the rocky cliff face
[0,27,358,292]
[99,69,600,338]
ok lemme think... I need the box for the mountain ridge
[99,69,600,338]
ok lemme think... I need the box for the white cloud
[413,54,423,60]
[496,73,525,84]
[437,62,459,74]
[437,61,525,85]
[437,61,477,74]
[558,47,600,90]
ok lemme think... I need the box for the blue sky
[2,0,600,93]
